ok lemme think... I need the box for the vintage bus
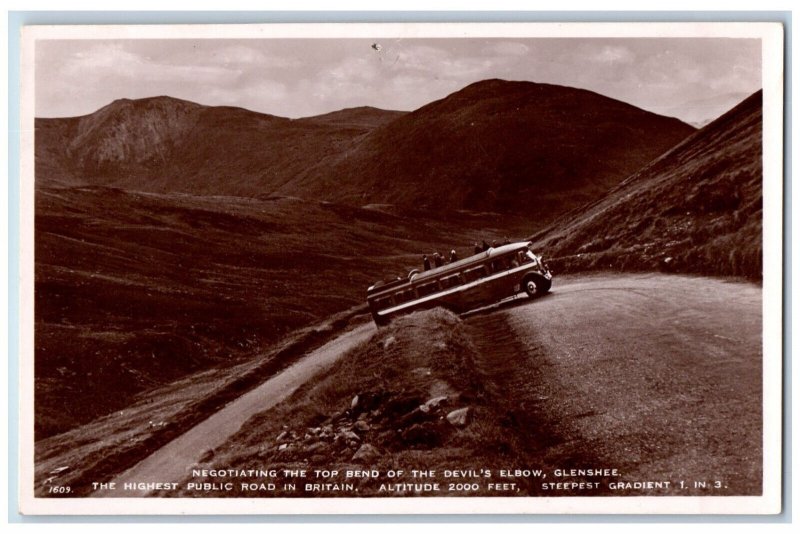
[366,241,552,326]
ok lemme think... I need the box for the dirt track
[92,323,375,497]
[465,273,762,495]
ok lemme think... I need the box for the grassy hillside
[35,186,530,439]
[283,79,695,220]
[35,97,404,196]
[532,91,763,280]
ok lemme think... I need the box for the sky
[35,37,762,124]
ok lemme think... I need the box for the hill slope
[34,184,532,440]
[35,97,406,195]
[36,81,694,222]
[532,91,763,280]
[280,79,695,219]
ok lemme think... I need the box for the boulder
[354,420,370,432]
[342,430,361,443]
[305,442,326,454]
[446,407,471,427]
[419,395,449,413]
[352,443,380,463]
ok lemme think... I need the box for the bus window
[490,256,513,272]
[394,289,414,304]
[416,282,439,297]
[464,266,488,282]
[375,296,393,310]
[440,274,461,289]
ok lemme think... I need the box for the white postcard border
[17,21,785,516]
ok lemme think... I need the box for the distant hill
[296,106,407,129]
[532,91,762,280]
[36,96,406,195]
[36,80,694,221]
[280,79,695,220]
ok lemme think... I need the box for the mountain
[278,79,695,219]
[36,80,695,221]
[531,90,763,280]
[296,106,407,129]
[36,96,406,195]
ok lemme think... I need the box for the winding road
[465,273,763,494]
[93,273,763,496]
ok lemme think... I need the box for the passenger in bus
[433,252,444,268]
[481,240,490,251]
[422,255,431,271]
[449,249,458,263]
[474,242,482,254]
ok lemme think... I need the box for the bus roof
[367,241,532,296]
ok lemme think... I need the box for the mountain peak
[102,95,204,113]
[299,105,406,128]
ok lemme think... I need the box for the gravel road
[92,323,375,497]
[465,273,762,495]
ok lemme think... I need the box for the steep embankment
[532,91,763,279]
[167,308,515,497]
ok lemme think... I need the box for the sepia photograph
[17,21,784,515]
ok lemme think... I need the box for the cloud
[204,79,289,110]
[394,44,452,73]
[210,45,293,68]
[484,41,530,57]
[60,42,240,85]
[591,45,635,64]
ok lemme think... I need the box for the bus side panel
[452,272,512,310]
[483,271,521,301]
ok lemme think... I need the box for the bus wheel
[524,278,540,297]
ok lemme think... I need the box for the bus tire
[523,276,549,298]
